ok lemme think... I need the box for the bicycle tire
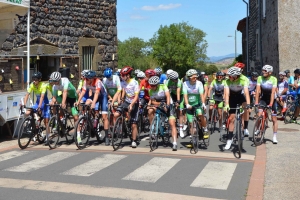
[191,118,199,153]
[237,120,243,158]
[111,116,124,151]
[47,116,60,149]
[209,109,215,134]
[137,113,143,142]
[149,116,159,151]
[284,105,295,124]
[202,116,210,147]
[18,117,33,149]
[253,116,265,146]
[64,117,75,144]
[74,116,91,149]
[37,118,46,144]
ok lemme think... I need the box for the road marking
[62,154,127,177]
[0,151,30,162]
[123,157,180,183]
[0,178,224,200]
[5,152,78,172]
[141,136,149,141]
[190,161,237,190]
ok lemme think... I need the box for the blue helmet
[85,70,96,79]
[103,68,113,78]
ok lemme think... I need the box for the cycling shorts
[186,106,203,123]
[32,97,50,119]
[116,101,139,123]
[209,100,223,108]
[259,97,277,116]
[229,94,246,114]
[56,96,78,116]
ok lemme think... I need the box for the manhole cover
[277,128,299,132]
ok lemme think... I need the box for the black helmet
[284,69,290,74]
[251,72,259,77]
[216,71,224,76]
[294,69,300,74]
[32,72,42,79]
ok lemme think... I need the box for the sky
[117,0,247,57]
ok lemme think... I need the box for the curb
[246,143,266,200]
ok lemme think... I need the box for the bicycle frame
[152,107,168,137]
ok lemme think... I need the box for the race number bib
[189,96,196,102]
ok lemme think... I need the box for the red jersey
[139,79,151,101]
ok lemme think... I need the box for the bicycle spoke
[47,116,60,149]
[112,117,124,151]
[18,118,33,149]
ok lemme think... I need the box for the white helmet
[227,67,241,76]
[262,65,273,72]
[279,71,286,76]
[186,69,198,77]
[137,71,145,78]
[49,72,61,81]
[81,70,89,77]
[148,76,160,85]
[168,71,178,80]
[134,69,141,75]
[166,69,173,76]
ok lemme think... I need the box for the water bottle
[139,90,145,98]
[93,118,98,128]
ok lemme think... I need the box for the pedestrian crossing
[0,150,246,191]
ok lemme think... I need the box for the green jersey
[52,77,77,98]
[149,84,169,102]
[102,75,122,97]
[225,77,249,94]
[165,79,182,95]
[182,80,203,106]
[257,76,277,96]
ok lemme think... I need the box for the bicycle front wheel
[65,117,75,144]
[253,116,265,146]
[149,116,159,151]
[237,120,243,158]
[191,119,200,153]
[137,113,143,142]
[37,118,46,144]
[47,116,60,149]
[74,116,91,149]
[209,109,216,134]
[112,116,124,151]
[284,105,295,124]
[18,117,33,149]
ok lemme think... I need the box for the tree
[151,22,208,77]
[205,64,219,75]
[228,54,243,68]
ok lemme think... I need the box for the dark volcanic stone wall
[1,0,117,69]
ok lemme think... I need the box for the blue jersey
[288,76,294,92]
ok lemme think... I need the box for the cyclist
[76,70,89,95]
[154,67,167,84]
[255,65,278,144]
[224,67,251,150]
[148,76,177,150]
[276,71,288,114]
[103,67,121,104]
[139,69,156,107]
[208,71,226,131]
[114,66,139,148]
[136,71,145,84]
[285,69,294,93]
[23,72,50,142]
[183,69,208,146]
[290,69,300,123]
[249,72,258,104]
[134,69,141,80]
[165,70,185,138]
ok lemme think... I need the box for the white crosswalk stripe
[190,161,237,190]
[62,154,127,177]
[122,157,181,183]
[0,151,30,163]
[5,152,78,172]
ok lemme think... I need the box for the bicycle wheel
[209,109,215,134]
[37,118,46,144]
[112,116,124,150]
[236,120,243,158]
[252,117,265,146]
[191,119,199,153]
[47,116,60,149]
[74,116,91,149]
[18,117,33,149]
[137,113,143,142]
[284,105,295,124]
[65,117,75,144]
[149,116,159,151]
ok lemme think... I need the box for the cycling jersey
[225,78,249,94]
[277,80,288,96]
[27,82,47,97]
[240,74,250,85]
[52,77,77,98]
[182,80,203,106]
[294,78,300,94]
[165,79,182,95]
[257,76,277,97]
[210,79,226,96]
[102,75,121,97]
[248,78,257,92]
[288,76,294,92]
[139,79,151,101]
[82,78,107,95]
[121,78,139,103]
[149,84,169,102]
[43,82,53,95]
[27,82,50,118]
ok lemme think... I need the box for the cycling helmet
[168,71,179,80]
[294,69,300,74]
[279,71,286,76]
[262,65,273,72]
[186,69,198,77]
[234,62,245,69]
[32,72,42,79]
[154,67,162,74]
[284,69,290,74]
[120,66,133,76]
[251,72,259,77]
[134,69,141,75]
[49,72,61,81]
[103,68,113,78]
[148,76,160,85]
[81,70,89,77]
[227,67,241,76]
[166,69,173,76]
[216,71,224,76]
[137,71,146,78]
[145,69,156,77]
[85,70,96,79]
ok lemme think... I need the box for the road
[0,118,257,200]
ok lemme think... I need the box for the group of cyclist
[23,61,297,151]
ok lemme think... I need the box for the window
[82,46,95,70]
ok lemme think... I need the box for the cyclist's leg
[130,102,139,148]
[168,104,177,150]
[148,106,156,124]
[208,100,215,121]
[217,101,223,129]
[67,97,78,121]
[197,108,208,138]
[241,94,249,135]
[225,96,238,149]
[179,97,185,136]
[99,94,109,145]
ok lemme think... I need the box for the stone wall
[278,0,300,73]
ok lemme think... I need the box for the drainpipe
[242,0,249,73]
[258,0,263,67]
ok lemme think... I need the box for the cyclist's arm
[23,93,30,106]
[62,89,68,106]
[76,89,85,104]
[165,90,170,106]
[203,84,209,100]
[207,86,213,100]
[270,87,276,106]
[92,90,100,105]
[224,87,229,107]
[255,85,261,105]
[243,87,251,105]
[112,90,121,104]
[184,94,189,107]
[176,87,181,102]
[130,93,139,107]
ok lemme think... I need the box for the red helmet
[120,66,133,76]
[234,62,245,69]
[145,69,156,77]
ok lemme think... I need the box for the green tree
[151,22,208,77]
[228,54,243,68]
[205,64,219,75]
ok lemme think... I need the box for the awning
[0,0,29,8]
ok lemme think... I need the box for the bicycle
[74,104,102,149]
[46,104,75,149]
[208,98,223,134]
[137,103,150,141]
[184,105,208,154]
[148,104,171,151]
[252,105,272,146]
[284,94,297,124]
[18,106,46,149]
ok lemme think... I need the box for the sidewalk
[263,120,300,200]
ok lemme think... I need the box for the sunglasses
[217,76,223,79]
[49,79,57,83]
[190,76,198,80]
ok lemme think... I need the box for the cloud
[130,15,149,20]
[141,3,181,11]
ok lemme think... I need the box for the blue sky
[117,0,247,57]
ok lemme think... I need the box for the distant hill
[208,53,239,63]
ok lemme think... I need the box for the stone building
[0,0,117,92]
[237,0,300,76]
